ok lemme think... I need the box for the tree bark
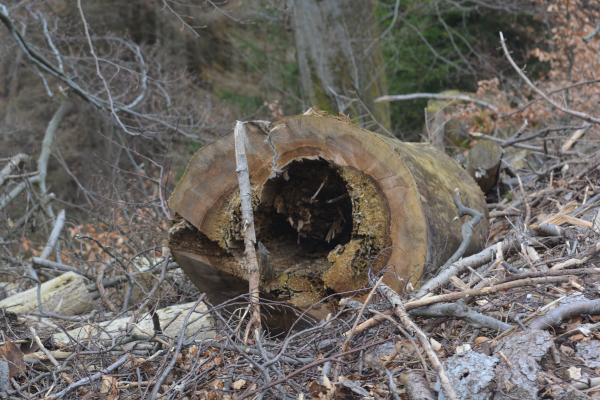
[291,0,391,131]
[466,140,503,193]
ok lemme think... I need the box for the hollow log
[168,111,489,318]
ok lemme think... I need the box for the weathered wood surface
[169,111,489,316]
[52,301,214,345]
[466,140,503,193]
[0,271,92,316]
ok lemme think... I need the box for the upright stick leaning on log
[375,279,458,400]
[234,121,261,340]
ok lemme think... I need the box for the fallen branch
[149,295,206,400]
[343,310,393,337]
[400,372,436,400]
[408,301,512,332]
[341,277,383,348]
[0,271,92,316]
[406,276,569,311]
[47,353,130,399]
[376,280,458,400]
[531,223,577,241]
[497,267,600,284]
[413,241,503,299]
[500,119,528,147]
[234,121,261,340]
[0,154,31,187]
[375,93,499,114]
[529,299,600,330]
[550,241,600,270]
[39,209,65,260]
[438,188,484,273]
[32,257,90,278]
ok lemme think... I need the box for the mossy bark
[291,0,391,132]
[169,111,489,322]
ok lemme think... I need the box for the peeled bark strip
[234,121,261,335]
[169,111,488,316]
[0,272,92,316]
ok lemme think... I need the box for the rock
[576,340,600,368]
[493,329,553,400]
[435,350,499,400]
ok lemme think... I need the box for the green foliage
[218,89,264,113]
[213,2,303,119]
[376,0,546,140]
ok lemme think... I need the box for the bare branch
[234,121,261,339]
[375,92,499,114]
[499,31,600,124]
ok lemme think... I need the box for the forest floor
[1,140,600,400]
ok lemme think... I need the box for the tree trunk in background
[291,0,391,132]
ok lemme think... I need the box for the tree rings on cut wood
[168,110,489,319]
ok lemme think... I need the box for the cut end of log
[169,111,489,320]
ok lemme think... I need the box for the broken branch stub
[168,111,488,319]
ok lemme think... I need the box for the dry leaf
[232,379,246,390]
[188,345,199,357]
[455,344,471,354]
[101,374,118,400]
[322,375,332,389]
[570,333,585,341]
[560,345,575,356]
[430,338,442,351]
[567,366,582,380]
[474,337,490,344]
[0,340,25,378]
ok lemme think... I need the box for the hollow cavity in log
[171,157,390,311]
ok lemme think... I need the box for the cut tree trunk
[0,272,92,316]
[168,110,489,321]
[466,140,503,193]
